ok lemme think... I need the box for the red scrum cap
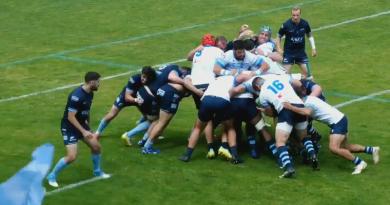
[201,34,215,46]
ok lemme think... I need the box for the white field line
[0,58,186,103]
[1,10,389,104]
[45,175,112,196]
[312,10,390,32]
[53,55,139,69]
[44,88,390,196]
[334,90,390,108]
[0,0,321,69]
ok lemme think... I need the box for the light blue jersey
[215,50,264,73]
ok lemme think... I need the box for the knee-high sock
[302,137,315,157]
[96,119,109,135]
[266,139,277,157]
[92,154,102,173]
[277,146,293,169]
[49,157,68,178]
[127,120,150,138]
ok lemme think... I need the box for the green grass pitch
[0,0,389,204]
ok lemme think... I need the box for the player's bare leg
[179,119,207,162]
[84,135,111,178]
[142,110,173,154]
[329,134,367,174]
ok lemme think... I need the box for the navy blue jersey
[120,74,143,97]
[278,19,311,52]
[148,64,184,94]
[62,86,93,126]
[301,79,326,101]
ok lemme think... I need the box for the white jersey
[259,74,303,113]
[215,50,263,72]
[261,56,287,75]
[304,96,344,125]
[203,76,234,101]
[191,46,224,85]
[255,41,276,55]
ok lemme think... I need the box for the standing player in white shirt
[186,34,225,158]
[283,95,380,175]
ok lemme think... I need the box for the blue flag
[0,143,54,205]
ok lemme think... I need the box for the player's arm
[168,71,203,97]
[228,84,246,98]
[259,106,276,117]
[275,36,283,54]
[310,84,322,97]
[124,90,137,103]
[306,30,317,57]
[276,25,286,54]
[213,58,237,76]
[256,96,276,117]
[257,58,270,74]
[184,76,204,97]
[67,111,93,138]
[267,52,283,62]
[282,102,313,116]
[187,45,204,61]
[249,56,269,76]
[234,72,255,85]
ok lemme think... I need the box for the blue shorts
[283,50,309,65]
[192,84,209,110]
[137,88,159,116]
[231,98,258,122]
[198,96,232,124]
[277,104,307,125]
[330,116,348,135]
[60,120,90,145]
[113,92,137,109]
[156,84,183,114]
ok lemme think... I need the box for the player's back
[259,74,303,112]
[121,74,142,96]
[304,96,344,125]
[261,56,286,75]
[191,46,223,85]
[203,76,234,101]
[149,64,182,94]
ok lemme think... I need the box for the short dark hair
[84,71,101,82]
[233,40,246,50]
[141,66,157,84]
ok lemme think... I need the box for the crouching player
[228,76,278,159]
[283,94,380,174]
[139,64,203,154]
[95,66,157,146]
[179,76,241,164]
[47,72,110,188]
[256,74,319,178]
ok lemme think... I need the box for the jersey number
[267,80,284,94]
[195,50,202,57]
